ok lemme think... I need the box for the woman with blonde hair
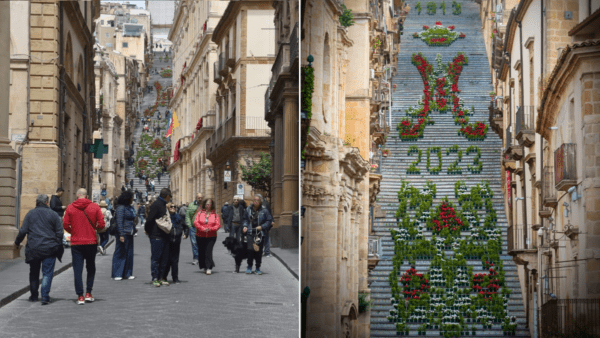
[194,199,221,275]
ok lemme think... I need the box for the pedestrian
[144,191,148,202]
[111,190,136,281]
[129,179,134,190]
[256,194,272,257]
[14,194,64,305]
[157,125,161,136]
[221,202,230,233]
[194,198,221,275]
[185,194,202,265]
[223,195,248,273]
[164,203,188,284]
[97,200,112,255]
[157,172,162,184]
[243,195,273,275]
[158,112,161,120]
[144,188,172,287]
[138,172,143,184]
[63,188,106,305]
[151,179,155,192]
[137,203,146,226]
[144,124,149,133]
[50,188,66,218]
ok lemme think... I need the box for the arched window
[65,33,74,79]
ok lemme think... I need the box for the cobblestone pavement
[0,228,298,338]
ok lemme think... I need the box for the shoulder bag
[156,212,172,234]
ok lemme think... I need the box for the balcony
[264,81,272,117]
[213,62,221,83]
[488,102,503,138]
[542,299,600,337]
[271,41,290,89]
[370,84,382,112]
[371,111,389,147]
[507,224,537,268]
[516,105,535,147]
[207,114,236,155]
[244,116,270,137]
[543,166,558,208]
[195,110,216,138]
[226,42,235,68]
[368,236,382,271]
[554,143,577,191]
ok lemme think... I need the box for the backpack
[108,208,118,236]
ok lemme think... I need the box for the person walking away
[221,202,231,233]
[151,179,155,193]
[14,194,64,305]
[194,198,220,275]
[63,188,106,304]
[112,190,136,280]
[144,191,148,203]
[50,188,66,218]
[138,203,146,226]
[144,188,172,287]
[97,201,112,255]
[243,195,273,275]
[138,172,143,184]
[164,203,188,283]
[157,172,162,185]
[256,194,273,257]
[185,194,202,265]
[129,179,134,190]
[224,196,248,273]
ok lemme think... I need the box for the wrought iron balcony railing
[541,299,600,337]
[515,105,535,136]
[554,143,577,191]
[543,166,557,207]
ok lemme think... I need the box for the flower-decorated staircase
[126,53,172,199]
[369,1,530,337]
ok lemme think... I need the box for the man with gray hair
[14,194,65,305]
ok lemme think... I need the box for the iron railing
[508,224,526,252]
[290,22,299,63]
[213,62,221,82]
[264,81,272,117]
[554,143,577,191]
[368,236,382,257]
[219,52,225,74]
[245,116,270,136]
[543,166,556,202]
[541,299,600,337]
[505,125,512,149]
[516,105,535,135]
[271,42,287,86]
[370,151,382,174]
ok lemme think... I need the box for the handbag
[253,230,262,252]
[156,212,172,234]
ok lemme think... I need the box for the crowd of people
[13,185,274,305]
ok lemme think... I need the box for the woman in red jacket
[194,198,221,275]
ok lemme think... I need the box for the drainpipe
[538,4,544,335]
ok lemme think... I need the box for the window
[123,42,128,48]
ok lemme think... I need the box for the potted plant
[489,91,496,100]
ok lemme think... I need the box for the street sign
[237,183,244,195]
[87,139,109,159]
[224,170,231,182]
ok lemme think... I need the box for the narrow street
[0,227,298,338]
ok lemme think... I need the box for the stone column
[0,2,21,259]
[279,93,299,248]
[271,115,283,230]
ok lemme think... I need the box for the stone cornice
[339,147,368,182]
[304,127,334,161]
[537,40,600,139]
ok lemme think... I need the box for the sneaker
[264,254,272,257]
[77,296,85,305]
[160,279,170,286]
[97,246,105,255]
[152,280,161,287]
[245,267,252,274]
[191,260,198,265]
[28,296,39,302]
[41,298,50,305]
[255,269,263,275]
[84,293,95,302]
[206,269,212,275]
[173,280,181,284]
[127,276,135,280]
[114,277,123,281]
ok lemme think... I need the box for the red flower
[436,21,442,25]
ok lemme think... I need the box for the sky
[101,0,146,9]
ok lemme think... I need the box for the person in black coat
[50,188,66,218]
[222,196,248,273]
[164,203,189,283]
[14,194,64,304]
[144,188,172,286]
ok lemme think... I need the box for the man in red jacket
[63,188,106,305]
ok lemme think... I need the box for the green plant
[452,1,462,15]
[239,152,272,201]
[358,292,373,313]
[426,1,437,15]
[301,65,315,159]
[440,1,446,15]
[339,4,355,27]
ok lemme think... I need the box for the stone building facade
[167,0,227,204]
[264,0,300,248]
[483,0,600,335]
[2,0,100,258]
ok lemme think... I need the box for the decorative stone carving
[369,173,382,205]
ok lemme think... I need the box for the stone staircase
[126,54,172,201]
[369,1,530,337]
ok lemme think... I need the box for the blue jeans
[139,215,145,227]
[29,256,56,301]
[99,232,109,249]
[189,228,198,260]
[149,238,169,280]
[71,245,97,296]
[263,231,270,255]
[111,235,134,278]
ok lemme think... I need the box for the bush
[339,4,355,27]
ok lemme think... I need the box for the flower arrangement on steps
[134,131,170,179]
[405,145,484,175]
[398,53,434,141]
[413,22,465,47]
[387,180,516,337]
